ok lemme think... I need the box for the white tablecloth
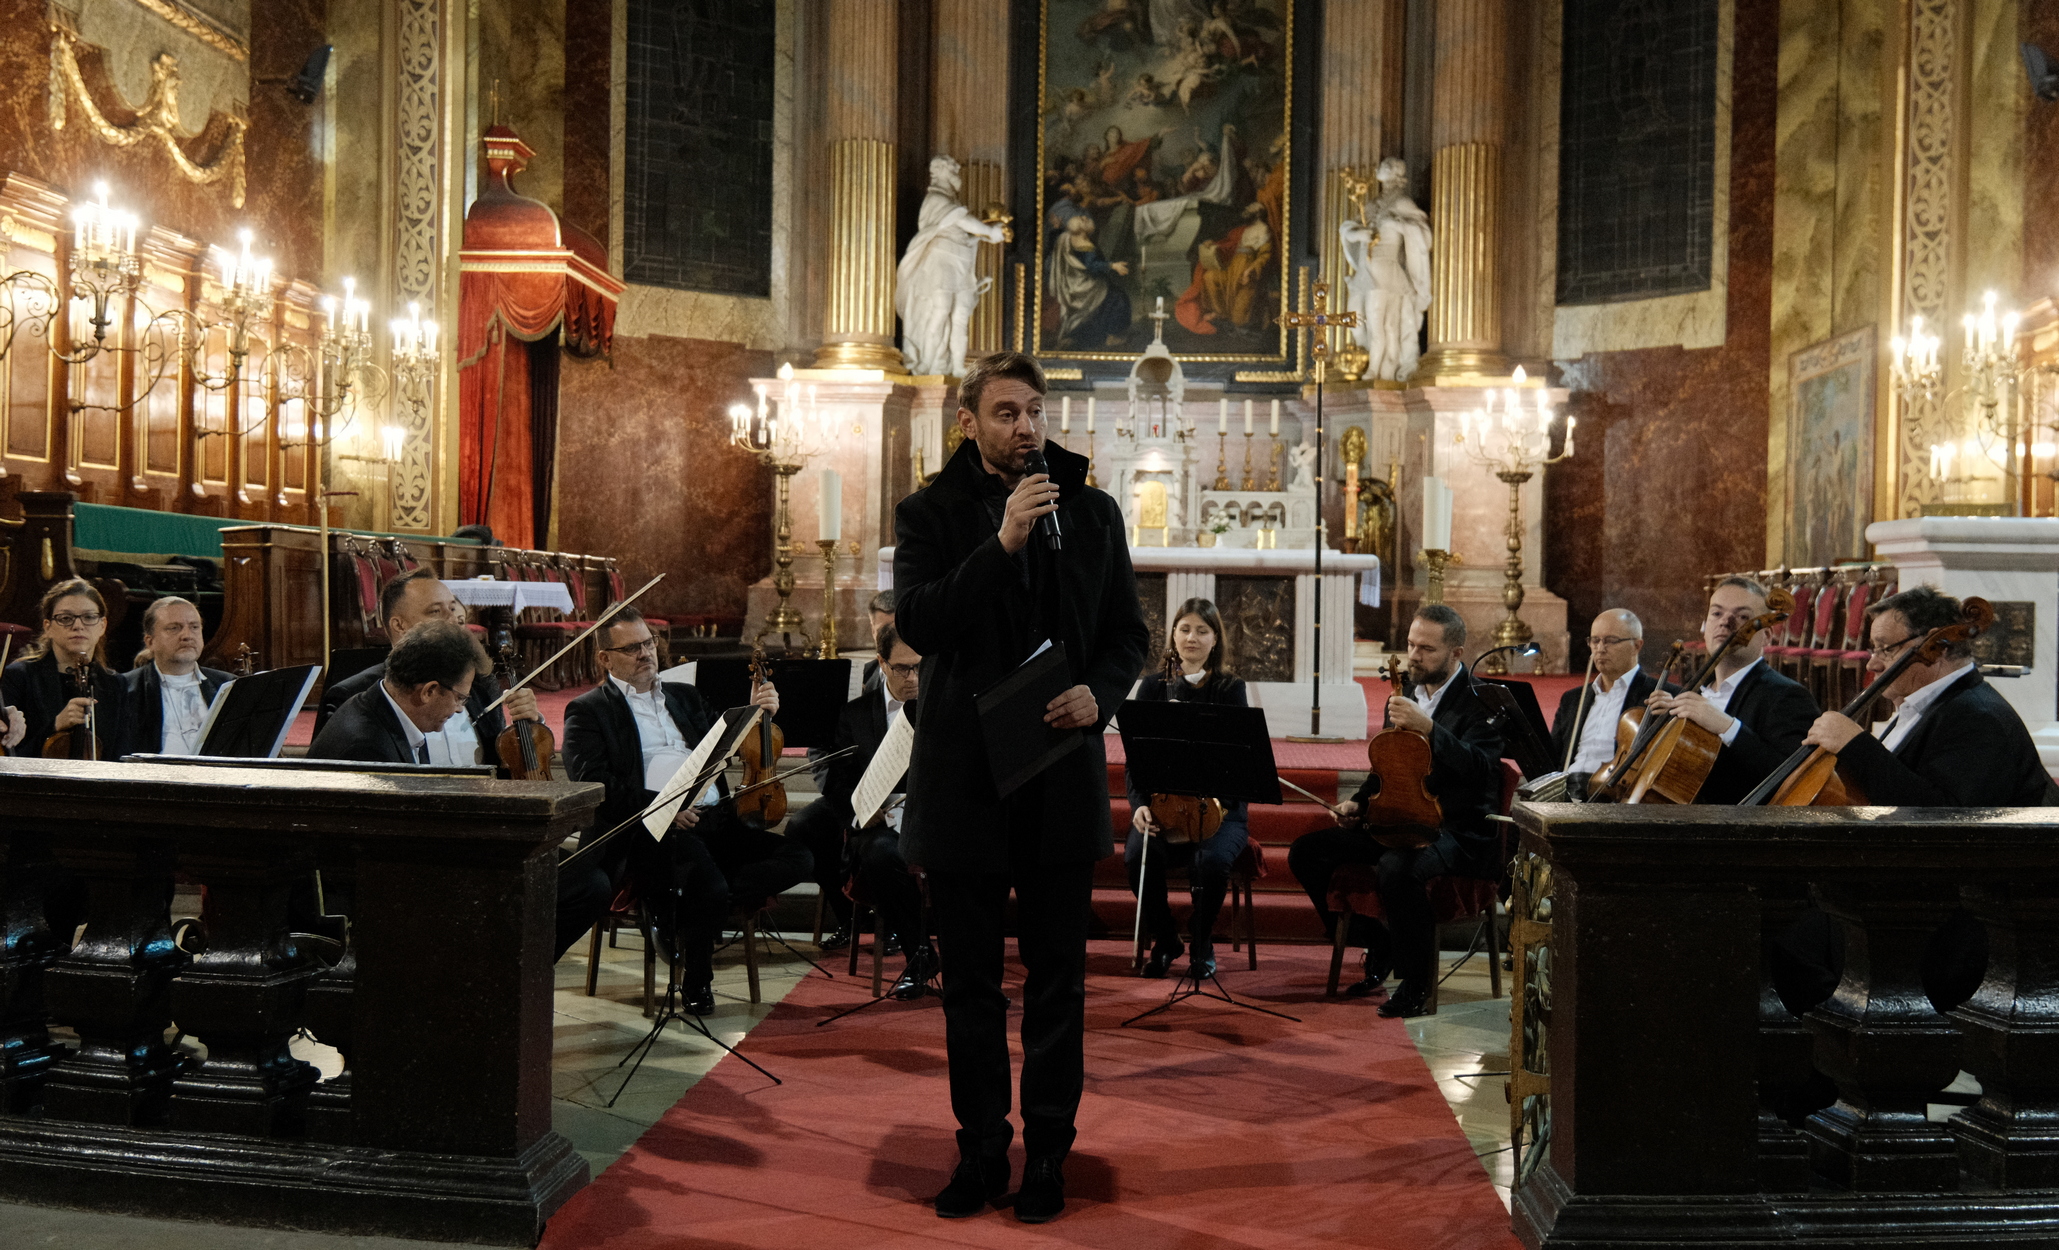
[442,579,575,613]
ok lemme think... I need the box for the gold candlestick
[816,539,841,659]
[1084,432,1097,488]
[1419,547,1454,605]
[1213,431,1231,490]
[754,461,812,652]
[1492,468,1536,653]
[1241,431,1255,490]
[1266,433,1282,492]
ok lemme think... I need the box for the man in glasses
[1641,575,1819,804]
[1549,609,1669,796]
[562,608,810,1015]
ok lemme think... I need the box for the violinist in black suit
[819,623,928,998]
[1125,598,1251,981]
[122,596,234,756]
[561,608,808,1016]
[314,568,540,773]
[1,578,130,760]
[1549,608,1668,794]
[1645,576,1819,804]
[1287,604,1506,1019]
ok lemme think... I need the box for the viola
[1146,649,1225,845]
[1356,656,1440,848]
[42,659,99,761]
[1588,588,1795,804]
[1742,596,1994,807]
[734,646,787,828]
[491,643,556,780]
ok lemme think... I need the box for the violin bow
[727,745,862,799]
[471,574,665,723]
[1276,774,1350,818]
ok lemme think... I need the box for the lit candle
[1061,394,1072,433]
[1218,397,1228,434]
[1564,415,1575,458]
[382,425,405,462]
[1243,398,1254,435]
[1269,398,1280,435]
[819,469,842,542]
[1422,476,1447,550]
[1087,396,1096,434]
[423,320,439,356]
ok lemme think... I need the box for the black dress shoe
[1343,949,1393,998]
[819,924,853,952]
[1014,1155,1066,1224]
[1187,938,1217,981]
[1140,938,1182,978]
[1378,979,1430,1018]
[683,982,715,1016]
[934,1154,1009,1218]
[891,945,937,1001]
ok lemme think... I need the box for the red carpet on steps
[538,943,1517,1250]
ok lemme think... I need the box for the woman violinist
[0,578,129,760]
[1125,598,1251,979]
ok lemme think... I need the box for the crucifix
[1277,282,1359,742]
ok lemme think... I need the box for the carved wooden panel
[1972,601,2034,669]
[1216,574,1294,682]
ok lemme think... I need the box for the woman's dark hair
[29,577,109,664]
[1169,597,1229,683]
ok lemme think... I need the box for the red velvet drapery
[457,125,622,549]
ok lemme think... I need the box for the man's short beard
[1411,658,1455,688]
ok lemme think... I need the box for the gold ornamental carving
[816,138,905,372]
[47,17,247,208]
[1416,140,1508,379]
[387,0,443,532]
[1893,0,1959,517]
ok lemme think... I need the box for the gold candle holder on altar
[1418,548,1455,605]
[816,539,841,660]
[1213,431,1231,490]
[1240,431,1255,490]
[1265,433,1282,492]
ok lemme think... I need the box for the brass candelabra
[1453,366,1574,668]
[816,539,841,659]
[1240,431,1255,490]
[1213,431,1231,490]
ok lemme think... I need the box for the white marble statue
[1288,435,1318,491]
[1338,158,1433,383]
[895,155,1008,377]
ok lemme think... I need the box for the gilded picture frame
[1786,325,1877,566]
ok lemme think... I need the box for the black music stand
[195,665,324,758]
[1116,700,1300,1027]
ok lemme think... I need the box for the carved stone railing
[0,758,602,1245]
[1512,803,2059,1248]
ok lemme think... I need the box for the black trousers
[1122,818,1249,950]
[1287,825,1492,985]
[853,827,925,950]
[928,854,1095,1164]
[785,797,853,926]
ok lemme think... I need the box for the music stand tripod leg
[607,970,781,1106]
[1120,965,1303,1028]
[815,897,943,1027]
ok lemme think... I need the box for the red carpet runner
[540,943,1517,1250]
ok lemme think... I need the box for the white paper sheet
[643,708,759,840]
[850,711,915,828]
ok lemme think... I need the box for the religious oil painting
[1034,0,1293,361]
[1786,326,1876,566]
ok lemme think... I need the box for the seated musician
[1287,604,1505,1018]
[1126,598,1249,981]
[820,623,929,998]
[562,608,812,1016]
[307,620,607,961]
[1642,575,1818,804]
[315,568,541,774]
[1,578,131,760]
[121,596,234,756]
[1549,609,1668,795]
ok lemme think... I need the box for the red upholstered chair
[584,886,660,1018]
[1322,759,1523,1012]
[1763,569,1824,684]
[1810,569,1872,709]
[1839,565,1898,718]
[605,566,670,634]
[0,621,34,655]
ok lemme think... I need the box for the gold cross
[1279,282,1358,380]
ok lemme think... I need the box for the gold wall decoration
[130,0,249,62]
[1891,0,1961,518]
[47,17,247,208]
[387,0,443,532]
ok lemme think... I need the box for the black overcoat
[893,436,1150,872]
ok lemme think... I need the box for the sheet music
[851,711,914,828]
[644,707,760,840]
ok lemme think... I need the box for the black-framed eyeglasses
[884,662,920,678]
[49,612,103,628]
[1868,634,1919,662]
[1586,635,1638,649]
[600,638,658,657]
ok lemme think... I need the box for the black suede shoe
[891,944,937,1001]
[1378,978,1430,1018]
[819,924,854,952]
[683,982,715,1016]
[934,1154,1009,1218]
[1014,1155,1066,1223]
[1140,938,1182,978]
[1344,950,1392,998]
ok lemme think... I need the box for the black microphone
[1023,447,1063,550]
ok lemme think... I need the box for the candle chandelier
[1453,365,1575,664]
[1894,291,2048,506]
[729,363,844,652]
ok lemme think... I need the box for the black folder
[974,642,1082,797]
[1117,700,1284,807]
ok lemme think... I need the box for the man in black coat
[561,608,806,1016]
[895,351,1150,1225]
[1647,575,1819,804]
[122,596,235,756]
[1288,604,1506,1018]
[1550,608,1667,788]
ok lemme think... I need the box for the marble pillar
[815,0,903,372]
[1415,0,1512,382]
[933,0,1008,365]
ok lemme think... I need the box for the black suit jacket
[821,690,915,825]
[316,660,509,742]
[1835,669,2059,807]
[561,679,725,838]
[1352,668,1506,853]
[1696,660,1820,805]
[1122,671,1252,825]
[122,662,235,755]
[1,650,132,761]
[894,437,1151,872]
[306,684,417,764]
[1549,668,1667,771]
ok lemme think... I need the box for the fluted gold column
[1414,0,1512,381]
[816,0,904,372]
[1319,0,1404,360]
[933,0,1009,366]
[960,160,1005,358]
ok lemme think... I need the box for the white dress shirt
[156,666,210,756]
[1699,657,1763,747]
[611,674,708,800]
[1412,665,1462,721]
[1569,671,1638,774]
[378,682,431,762]
[1878,661,1973,752]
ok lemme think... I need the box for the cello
[1741,596,1994,807]
[491,642,557,780]
[1355,657,1441,848]
[734,646,788,828]
[1587,586,1795,804]
[1145,648,1225,844]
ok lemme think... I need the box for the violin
[1588,587,1795,804]
[1146,649,1225,844]
[734,646,787,828]
[1355,656,1440,848]
[1742,596,1994,807]
[491,643,556,780]
[42,659,99,761]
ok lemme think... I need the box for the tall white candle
[1218,397,1228,434]
[1423,477,1454,550]
[819,470,842,542]
[1061,394,1072,433]
[1243,398,1254,435]
[1087,396,1096,434]
[1269,398,1280,435]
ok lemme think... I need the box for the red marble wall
[1544,0,1776,667]
[555,335,775,620]
[0,0,327,281]
[560,0,611,248]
